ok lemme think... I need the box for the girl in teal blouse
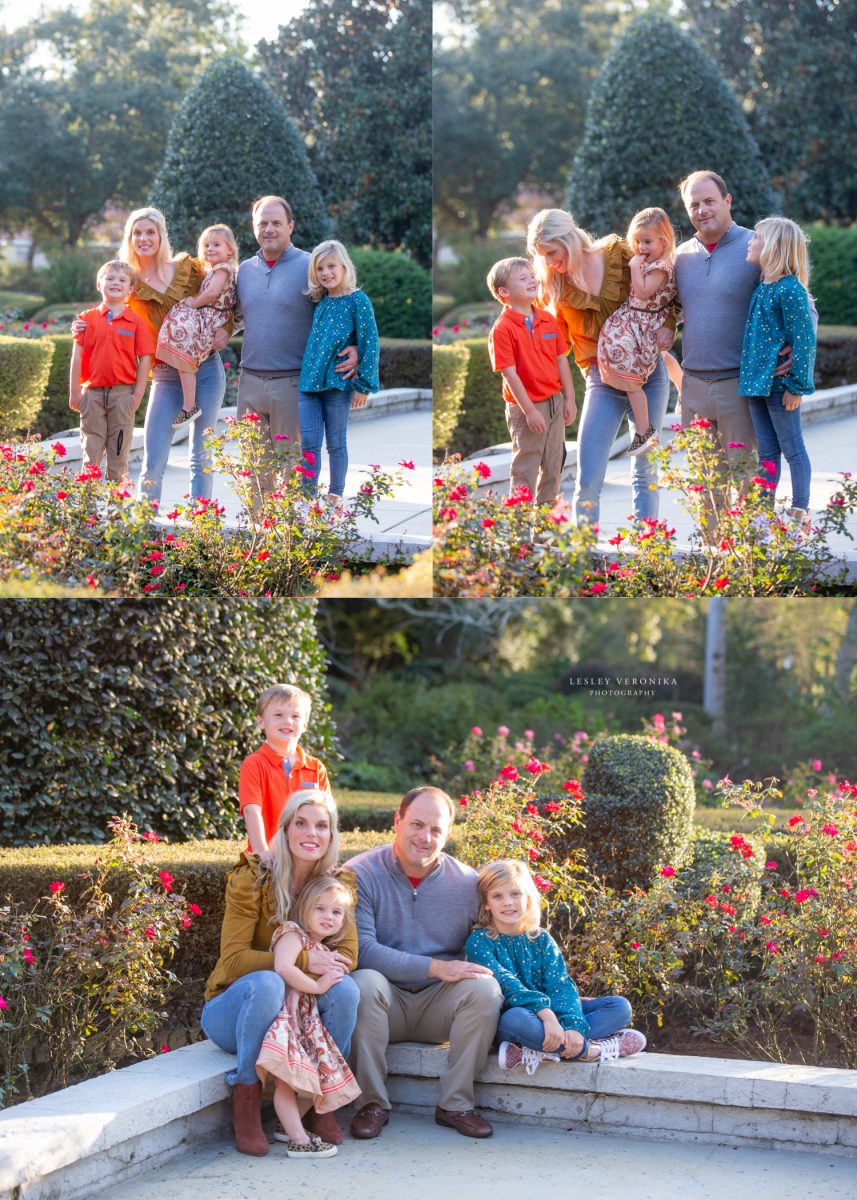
[298,241,381,511]
[465,859,645,1075]
[739,217,816,530]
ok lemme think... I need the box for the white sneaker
[498,1041,560,1075]
[589,1028,647,1062]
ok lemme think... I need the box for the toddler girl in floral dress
[156,223,238,429]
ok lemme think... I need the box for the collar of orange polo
[500,304,549,326]
[259,741,307,767]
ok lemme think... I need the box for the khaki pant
[349,969,503,1112]
[79,385,137,483]
[681,374,757,535]
[505,392,566,505]
[236,371,302,497]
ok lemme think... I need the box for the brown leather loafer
[350,1102,390,1139]
[434,1106,493,1138]
[305,1109,344,1145]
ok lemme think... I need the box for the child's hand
[525,406,547,434]
[68,394,82,413]
[563,398,577,425]
[351,392,368,409]
[782,391,802,411]
[629,253,645,269]
[285,988,301,1023]
[315,967,344,994]
[540,1012,565,1052]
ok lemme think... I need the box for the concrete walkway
[99,1111,857,1200]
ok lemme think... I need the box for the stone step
[2,1041,856,1200]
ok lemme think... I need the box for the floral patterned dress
[596,259,676,387]
[156,263,236,373]
[256,922,361,1113]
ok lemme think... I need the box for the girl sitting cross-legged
[466,859,646,1073]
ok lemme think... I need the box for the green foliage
[454,336,506,457]
[34,332,74,437]
[807,227,857,328]
[580,734,696,888]
[568,13,776,237]
[815,328,857,390]
[0,600,333,846]
[0,293,44,320]
[350,249,431,340]
[679,827,764,910]
[432,343,469,452]
[224,333,430,390]
[259,0,431,266]
[41,251,102,307]
[150,58,331,260]
[0,335,55,437]
[432,295,454,324]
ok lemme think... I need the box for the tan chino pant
[236,371,301,497]
[349,969,503,1112]
[79,385,137,483]
[505,392,567,505]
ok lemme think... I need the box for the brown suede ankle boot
[231,1082,268,1156]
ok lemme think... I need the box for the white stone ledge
[3,1040,857,1199]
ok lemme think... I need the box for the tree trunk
[704,597,727,734]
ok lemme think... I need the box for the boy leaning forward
[487,257,576,505]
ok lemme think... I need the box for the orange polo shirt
[488,305,569,405]
[73,304,154,388]
[238,741,330,847]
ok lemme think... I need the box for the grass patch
[0,291,45,318]
[694,806,793,833]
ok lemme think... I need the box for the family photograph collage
[1,1,856,1198]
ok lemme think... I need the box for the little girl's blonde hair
[626,207,676,263]
[475,858,543,939]
[754,217,810,289]
[307,239,357,302]
[526,208,613,305]
[197,223,239,270]
[293,873,354,950]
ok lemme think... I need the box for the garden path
[127,405,432,554]
[99,1110,857,1200]
[585,409,857,554]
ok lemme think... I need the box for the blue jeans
[298,388,354,497]
[747,392,812,511]
[137,353,226,505]
[573,358,669,525]
[497,995,633,1055]
[200,969,360,1086]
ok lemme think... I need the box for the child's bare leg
[662,351,683,398]
[626,387,650,434]
[179,369,197,414]
[272,1081,310,1143]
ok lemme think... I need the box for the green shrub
[41,251,103,307]
[579,734,696,888]
[807,226,857,328]
[0,600,334,846]
[678,827,764,910]
[0,292,44,320]
[432,343,469,453]
[445,238,523,308]
[569,13,776,237]
[34,332,75,437]
[351,249,431,339]
[815,327,857,388]
[433,294,454,324]
[150,58,332,260]
[222,334,429,391]
[0,335,55,437]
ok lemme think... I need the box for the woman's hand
[306,945,350,974]
[783,391,802,411]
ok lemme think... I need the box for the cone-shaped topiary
[567,13,776,239]
[579,733,695,889]
[150,57,332,260]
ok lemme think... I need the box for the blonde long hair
[526,208,612,304]
[306,239,358,302]
[119,207,173,276]
[627,207,677,264]
[475,858,543,940]
[755,217,811,289]
[266,790,340,926]
[293,874,354,950]
[197,223,239,271]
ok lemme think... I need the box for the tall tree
[568,12,776,237]
[150,58,332,258]
[0,0,237,248]
[682,0,857,222]
[257,0,431,266]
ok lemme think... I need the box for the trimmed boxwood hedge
[579,734,696,889]
[432,342,469,453]
[808,226,857,327]
[0,335,55,437]
[351,249,431,340]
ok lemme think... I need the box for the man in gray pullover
[342,786,502,1139]
[236,195,357,482]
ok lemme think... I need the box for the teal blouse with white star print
[298,288,381,396]
[739,274,816,398]
[465,926,589,1034]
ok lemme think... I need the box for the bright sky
[3,0,308,44]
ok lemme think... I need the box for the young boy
[239,684,330,860]
[69,260,154,484]
[487,257,577,505]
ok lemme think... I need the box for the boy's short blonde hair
[486,257,532,304]
[96,259,136,289]
[256,684,312,721]
[475,858,543,938]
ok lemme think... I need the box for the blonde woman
[740,217,816,528]
[527,208,673,525]
[465,859,645,1075]
[202,790,358,1156]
